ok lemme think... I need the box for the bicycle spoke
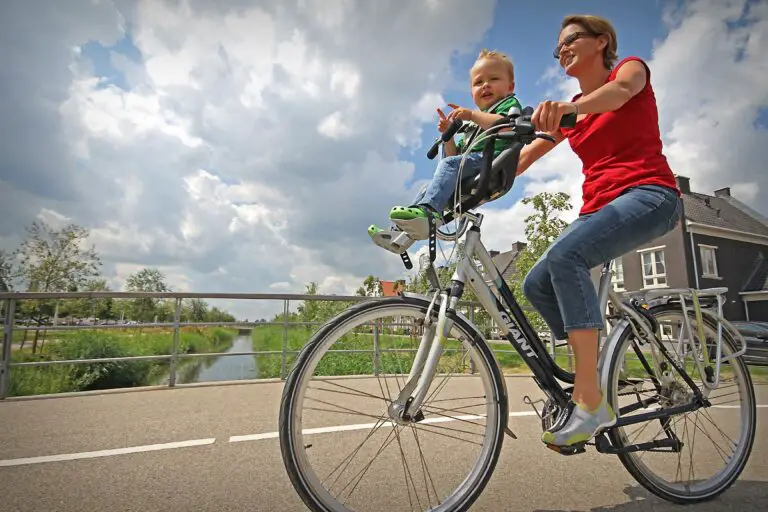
[409,420,486,443]
[687,411,699,483]
[304,396,386,422]
[409,422,485,447]
[337,425,402,505]
[323,414,392,490]
[309,381,391,403]
[410,424,440,509]
[393,422,422,512]
[420,406,488,430]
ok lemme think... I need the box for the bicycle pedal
[544,442,587,456]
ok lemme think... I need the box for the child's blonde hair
[473,49,515,81]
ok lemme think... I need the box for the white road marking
[3,405,766,468]
[0,438,216,468]
[713,404,768,408]
[228,411,538,443]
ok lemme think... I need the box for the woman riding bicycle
[517,14,682,449]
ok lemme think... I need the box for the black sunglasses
[553,31,597,59]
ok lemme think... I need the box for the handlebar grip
[426,119,463,160]
[442,119,463,141]
[560,113,577,128]
[427,142,439,160]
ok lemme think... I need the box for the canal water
[176,334,260,384]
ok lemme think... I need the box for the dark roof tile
[683,193,768,236]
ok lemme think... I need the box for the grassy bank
[8,327,237,397]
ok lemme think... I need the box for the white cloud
[317,111,353,139]
[0,0,497,321]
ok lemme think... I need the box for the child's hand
[447,103,475,122]
[436,108,452,133]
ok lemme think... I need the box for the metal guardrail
[1,291,555,399]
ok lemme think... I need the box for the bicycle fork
[388,288,459,423]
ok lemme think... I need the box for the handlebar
[438,106,577,225]
[427,119,463,160]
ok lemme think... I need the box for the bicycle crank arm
[595,433,682,455]
[611,398,707,431]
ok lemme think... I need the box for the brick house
[592,176,768,321]
[379,280,405,297]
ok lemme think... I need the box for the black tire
[606,302,756,504]
[278,295,508,512]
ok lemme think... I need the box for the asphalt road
[0,377,766,511]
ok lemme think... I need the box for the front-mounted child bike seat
[438,107,576,225]
[386,107,576,271]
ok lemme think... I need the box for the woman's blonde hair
[561,14,618,69]
[473,48,515,81]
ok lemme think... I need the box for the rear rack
[643,287,747,390]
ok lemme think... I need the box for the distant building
[379,280,405,297]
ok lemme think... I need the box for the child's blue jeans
[412,153,486,212]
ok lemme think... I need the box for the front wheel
[279,295,508,512]
[605,302,756,504]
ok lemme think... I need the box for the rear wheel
[606,302,756,504]
[279,295,508,512]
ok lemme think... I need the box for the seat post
[597,261,614,336]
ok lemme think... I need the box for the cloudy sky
[1,0,766,321]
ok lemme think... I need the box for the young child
[369,49,522,252]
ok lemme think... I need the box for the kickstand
[523,395,544,421]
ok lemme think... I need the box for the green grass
[8,327,237,397]
[251,325,474,379]
[251,325,768,387]
[250,325,577,378]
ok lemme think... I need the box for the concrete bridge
[1,377,767,512]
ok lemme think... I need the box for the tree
[125,268,170,322]
[186,298,209,322]
[0,248,13,292]
[15,220,101,293]
[510,191,572,332]
[13,220,102,353]
[65,279,116,320]
[356,275,382,297]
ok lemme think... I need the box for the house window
[699,245,719,278]
[611,258,625,291]
[639,247,667,288]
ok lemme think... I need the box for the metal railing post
[168,298,182,387]
[469,306,476,374]
[1,298,16,399]
[373,320,380,375]
[281,299,289,379]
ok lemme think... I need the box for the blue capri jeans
[522,184,682,340]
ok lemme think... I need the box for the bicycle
[278,107,757,511]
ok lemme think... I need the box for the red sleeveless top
[560,56,679,215]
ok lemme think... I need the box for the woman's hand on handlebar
[532,100,578,133]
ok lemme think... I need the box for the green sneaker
[367,224,415,254]
[388,206,442,240]
[541,398,617,448]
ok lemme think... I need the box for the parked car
[731,321,768,367]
